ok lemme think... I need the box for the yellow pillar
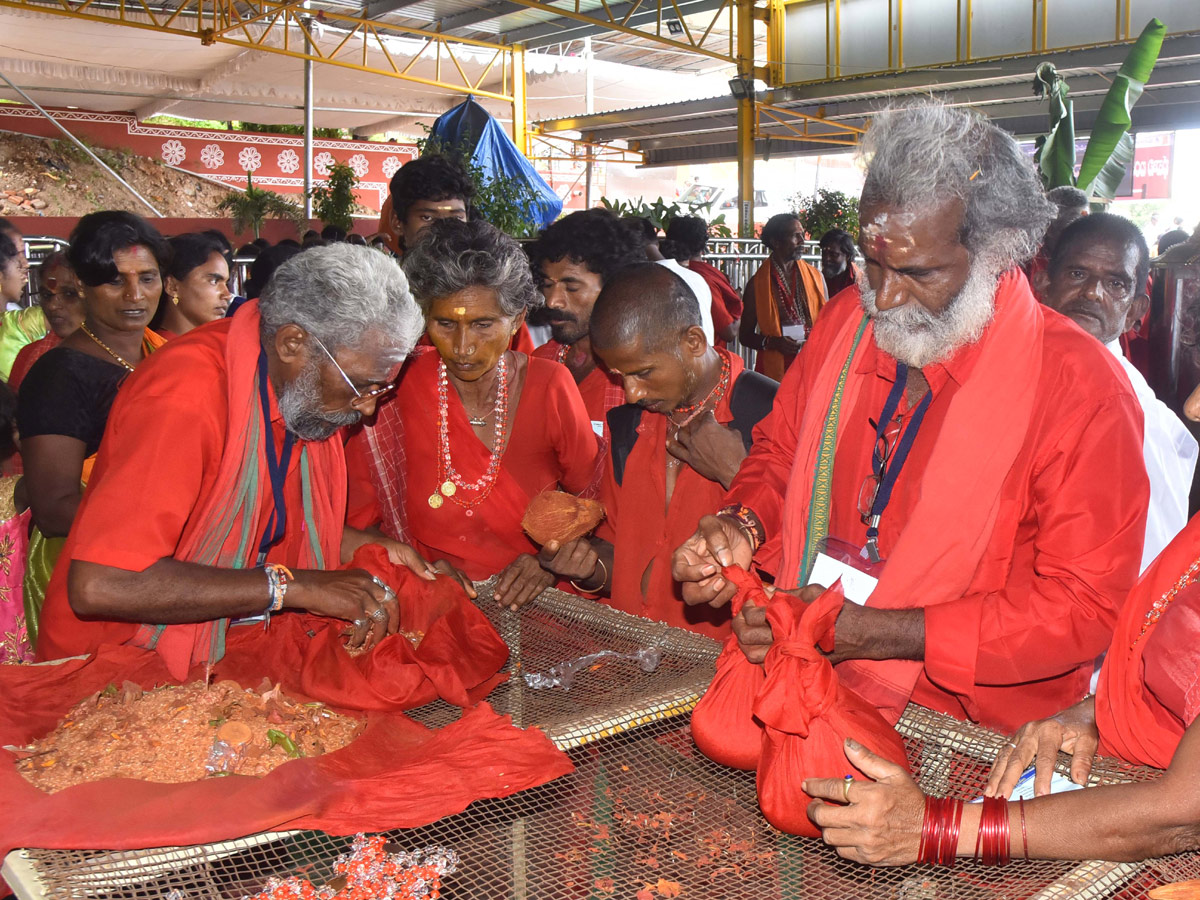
[735,0,756,237]
[512,45,528,155]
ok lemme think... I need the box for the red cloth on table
[0,546,572,857]
[9,331,60,394]
[344,350,598,581]
[595,351,744,639]
[728,271,1148,733]
[1097,513,1200,768]
[532,339,625,442]
[754,578,908,837]
[36,307,345,670]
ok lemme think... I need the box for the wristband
[263,563,293,622]
[717,503,764,553]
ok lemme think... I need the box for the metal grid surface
[11,586,1199,900]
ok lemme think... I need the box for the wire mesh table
[5,583,1195,900]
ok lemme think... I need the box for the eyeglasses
[310,335,396,405]
[857,417,901,524]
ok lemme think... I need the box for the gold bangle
[570,557,608,595]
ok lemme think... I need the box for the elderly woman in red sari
[798,385,1200,866]
[346,219,599,610]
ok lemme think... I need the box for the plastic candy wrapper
[523,646,662,690]
[521,490,605,545]
[245,834,457,900]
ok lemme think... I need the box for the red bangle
[918,796,963,866]
[974,796,1012,866]
[1018,797,1029,861]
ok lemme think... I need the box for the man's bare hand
[985,695,1099,798]
[431,558,477,599]
[733,600,773,663]
[288,568,397,650]
[667,411,748,489]
[538,538,600,582]
[671,514,753,607]
[493,553,553,611]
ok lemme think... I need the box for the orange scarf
[130,304,345,680]
[1096,513,1200,767]
[775,270,1044,723]
[751,259,827,381]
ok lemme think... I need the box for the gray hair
[858,102,1055,269]
[259,243,422,354]
[401,218,541,317]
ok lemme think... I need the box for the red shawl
[774,270,1044,722]
[131,302,345,680]
[1096,513,1200,767]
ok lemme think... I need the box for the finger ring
[842,774,853,803]
[370,576,397,602]
[353,618,368,628]
[1003,740,1017,750]
[369,608,388,622]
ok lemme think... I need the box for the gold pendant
[440,481,457,497]
[428,492,444,509]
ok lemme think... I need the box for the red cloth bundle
[689,567,768,770]
[0,545,572,857]
[753,581,909,837]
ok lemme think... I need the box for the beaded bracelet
[716,503,765,553]
[263,563,294,621]
[570,557,609,595]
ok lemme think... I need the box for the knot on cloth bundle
[0,544,572,857]
[521,489,605,545]
[691,567,909,837]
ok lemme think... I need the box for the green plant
[598,196,731,238]
[216,172,305,239]
[417,130,542,238]
[788,188,859,240]
[1034,18,1166,203]
[308,160,358,233]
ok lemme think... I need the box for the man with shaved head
[538,263,775,637]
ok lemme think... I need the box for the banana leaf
[1088,132,1135,203]
[1033,62,1076,189]
[1076,17,1166,195]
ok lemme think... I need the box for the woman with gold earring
[155,232,233,338]
[16,211,169,651]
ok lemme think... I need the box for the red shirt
[729,297,1149,732]
[532,340,625,442]
[37,318,333,661]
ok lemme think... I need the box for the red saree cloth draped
[346,350,598,580]
[1097,513,1200,767]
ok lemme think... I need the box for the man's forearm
[69,558,274,623]
[833,603,925,663]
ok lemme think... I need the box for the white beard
[859,261,1000,368]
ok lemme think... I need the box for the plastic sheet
[523,646,662,690]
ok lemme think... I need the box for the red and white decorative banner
[1131,132,1173,201]
[0,105,418,210]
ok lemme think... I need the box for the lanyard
[864,362,933,563]
[256,347,295,565]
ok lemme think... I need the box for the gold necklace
[79,323,136,372]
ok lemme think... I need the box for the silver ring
[371,575,397,603]
[1003,740,1017,751]
[369,608,388,622]
[353,618,368,628]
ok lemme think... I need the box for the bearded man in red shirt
[673,102,1149,734]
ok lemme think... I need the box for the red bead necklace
[672,349,732,425]
[430,354,510,516]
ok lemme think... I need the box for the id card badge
[590,420,605,438]
[782,323,807,343]
[807,537,884,606]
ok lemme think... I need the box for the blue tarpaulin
[430,97,562,229]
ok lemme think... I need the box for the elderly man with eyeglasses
[673,102,1149,736]
[37,244,462,670]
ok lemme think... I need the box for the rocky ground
[0,131,239,218]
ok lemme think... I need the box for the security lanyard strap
[256,346,295,566]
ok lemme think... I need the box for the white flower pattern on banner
[276,149,300,174]
[347,154,370,178]
[160,140,186,166]
[381,155,403,180]
[313,151,335,176]
[199,144,224,170]
[238,147,262,172]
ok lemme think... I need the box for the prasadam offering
[13,679,362,793]
[521,490,605,545]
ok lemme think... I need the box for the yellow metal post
[512,44,528,155]
[736,0,755,237]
